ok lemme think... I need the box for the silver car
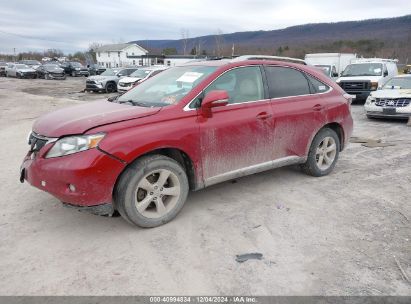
[6,63,37,78]
[85,68,137,93]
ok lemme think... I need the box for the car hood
[337,75,382,82]
[87,75,118,82]
[18,68,36,72]
[33,100,161,137]
[45,67,64,73]
[119,76,142,83]
[370,89,411,98]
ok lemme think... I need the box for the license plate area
[383,107,396,115]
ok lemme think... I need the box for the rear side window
[306,74,330,93]
[265,66,310,98]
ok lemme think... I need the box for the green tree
[162,48,178,55]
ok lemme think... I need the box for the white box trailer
[304,53,357,79]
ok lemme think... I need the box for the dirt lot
[0,76,410,296]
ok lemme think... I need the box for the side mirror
[200,90,229,118]
[332,72,339,77]
[383,70,388,77]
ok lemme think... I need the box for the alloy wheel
[134,169,181,219]
[315,136,337,170]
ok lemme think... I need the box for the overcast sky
[0,0,409,54]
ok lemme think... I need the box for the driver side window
[191,66,264,108]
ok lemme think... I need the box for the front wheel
[105,82,116,93]
[114,155,189,228]
[301,128,340,177]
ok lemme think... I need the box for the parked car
[117,66,168,93]
[87,63,106,76]
[6,63,37,78]
[336,58,398,101]
[0,61,7,76]
[85,67,137,93]
[364,74,411,119]
[60,61,89,77]
[36,64,66,80]
[19,60,41,70]
[20,58,353,228]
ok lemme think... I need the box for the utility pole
[13,48,16,61]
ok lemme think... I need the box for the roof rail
[231,55,306,65]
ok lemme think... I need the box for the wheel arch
[323,122,345,151]
[305,122,345,156]
[113,147,200,200]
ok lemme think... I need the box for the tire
[71,71,76,77]
[17,73,21,79]
[114,155,189,228]
[301,128,340,177]
[105,82,116,93]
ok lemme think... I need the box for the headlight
[75,68,80,70]
[365,96,376,105]
[46,133,105,158]
[370,82,378,90]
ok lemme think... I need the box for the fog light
[68,184,76,192]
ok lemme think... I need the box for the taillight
[343,93,354,112]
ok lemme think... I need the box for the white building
[95,43,150,68]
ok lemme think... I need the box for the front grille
[375,98,411,107]
[86,80,96,84]
[339,81,370,91]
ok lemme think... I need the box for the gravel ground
[0,76,410,296]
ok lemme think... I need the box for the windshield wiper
[119,100,151,107]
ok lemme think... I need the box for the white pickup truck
[336,58,398,101]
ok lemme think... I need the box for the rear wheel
[301,128,340,177]
[114,155,189,228]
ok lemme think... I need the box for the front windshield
[71,62,83,67]
[383,77,411,89]
[25,60,40,65]
[16,64,29,69]
[44,64,60,69]
[117,65,217,107]
[100,69,116,76]
[315,65,331,76]
[342,63,383,77]
[130,69,151,78]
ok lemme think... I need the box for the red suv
[20,58,353,227]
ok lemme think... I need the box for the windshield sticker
[176,72,203,83]
[374,68,381,73]
[318,85,326,91]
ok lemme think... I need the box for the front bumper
[117,83,133,93]
[364,104,411,119]
[19,72,37,79]
[86,82,104,91]
[73,70,89,76]
[47,73,66,80]
[20,146,126,207]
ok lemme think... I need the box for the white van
[336,58,398,101]
[305,53,357,79]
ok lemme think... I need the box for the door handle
[256,112,272,120]
[313,104,324,111]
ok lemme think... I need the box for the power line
[0,29,71,44]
